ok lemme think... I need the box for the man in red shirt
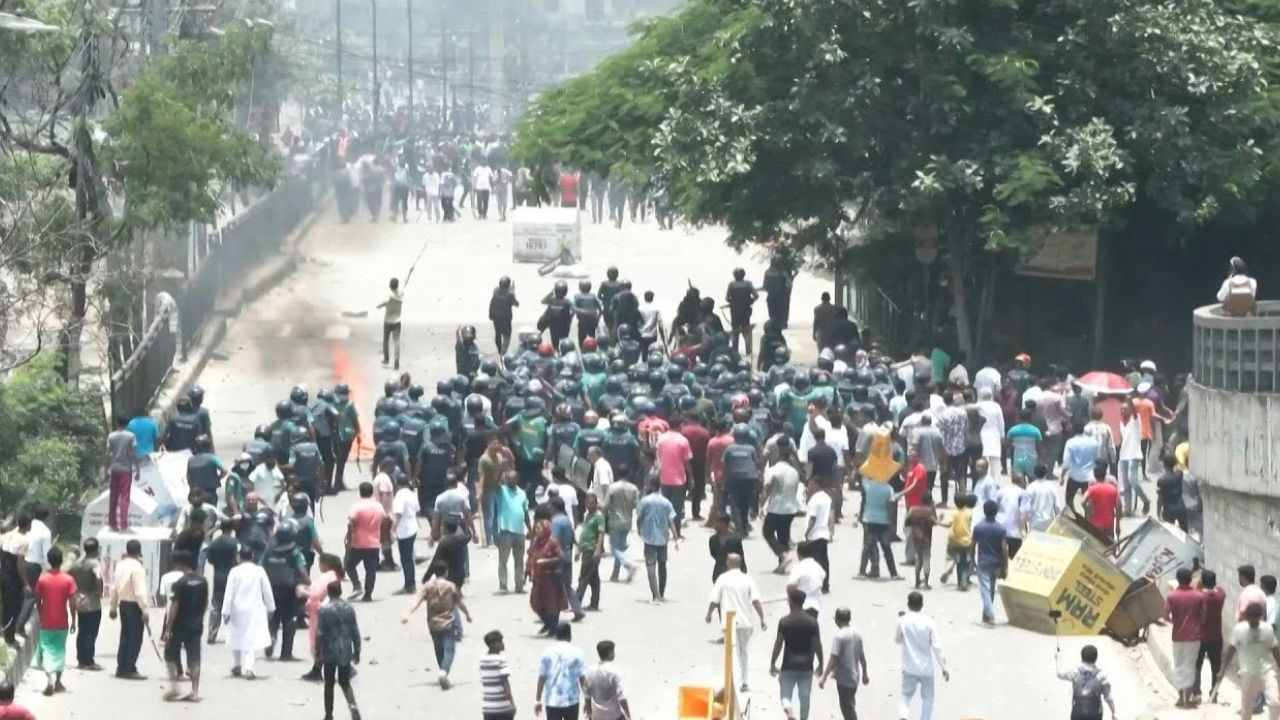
[33,547,77,696]
[1082,464,1121,542]
[704,419,735,528]
[0,680,36,720]
[679,415,712,521]
[900,449,928,566]
[1165,567,1207,708]
[1194,569,1228,701]
[655,428,693,538]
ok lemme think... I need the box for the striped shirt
[480,653,515,714]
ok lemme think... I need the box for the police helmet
[384,380,398,397]
[774,347,791,364]
[582,410,599,427]
[234,453,255,474]
[616,324,635,341]
[388,398,408,416]
[465,396,485,415]
[578,280,592,292]
[290,385,308,405]
[177,396,194,413]
[188,385,205,405]
[436,380,453,396]
[792,374,811,392]
[378,420,402,442]
[274,518,299,549]
[430,396,450,414]
[558,339,576,356]
[290,493,311,514]
[646,351,665,369]
[334,383,351,398]
[666,366,683,382]
[553,280,569,296]
[317,388,336,403]
[605,377,623,394]
[452,375,470,395]
[460,325,477,341]
[732,423,754,443]
[480,360,500,376]
[274,400,293,419]
[254,424,271,441]
[525,396,546,414]
[408,384,426,400]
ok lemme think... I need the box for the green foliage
[102,29,280,231]
[0,353,105,516]
[517,0,1280,352]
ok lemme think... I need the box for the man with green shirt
[333,384,361,493]
[576,494,606,611]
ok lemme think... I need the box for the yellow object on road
[1000,531,1129,635]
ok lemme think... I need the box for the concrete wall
[1189,381,1280,498]
[1190,379,1280,617]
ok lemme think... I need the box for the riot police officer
[264,519,306,661]
[164,397,202,452]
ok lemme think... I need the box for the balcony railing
[1193,301,1280,392]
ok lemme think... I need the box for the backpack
[1070,667,1104,716]
[1223,275,1256,316]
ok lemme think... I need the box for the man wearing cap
[1132,383,1168,480]
[1007,353,1034,394]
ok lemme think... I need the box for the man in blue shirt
[972,500,1007,626]
[1061,421,1100,516]
[635,479,680,603]
[126,413,160,458]
[858,478,899,579]
[549,497,586,621]
[494,471,532,593]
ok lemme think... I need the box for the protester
[535,623,588,720]
[770,587,823,720]
[706,554,767,691]
[583,640,632,720]
[1057,645,1117,720]
[895,591,949,720]
[32,547,75,697]
[109,539,149,679]
[162,550,209,702]
[67,538,103,671]
[315,581,362,720]
[819,607,869,720]
[1165,567,1206,708]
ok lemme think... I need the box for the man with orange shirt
[1132,385,1171,479]
[655,427,693,538]
[1082,465,1121,542]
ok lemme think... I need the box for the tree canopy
[515,0,1280,356]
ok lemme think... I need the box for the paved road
[22,203,1188,719]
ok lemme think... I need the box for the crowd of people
[2,251,1275,720]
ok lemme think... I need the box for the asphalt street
[21,202,1190,719]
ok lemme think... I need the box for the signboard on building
[1000,532,1129,635]
[512,206,582,263]
[96,526,174,604]
[1015,227,1098,281]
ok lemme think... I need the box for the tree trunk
[945,232,974,360]
[1092,231,1108,367]
[974,262,998,363]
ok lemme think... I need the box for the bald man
[706,554,767,691]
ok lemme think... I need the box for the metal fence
[109,145,330,419]
[841,276,917,355]
[1192,301,1280,393]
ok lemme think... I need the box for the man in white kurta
[222,548,275,678]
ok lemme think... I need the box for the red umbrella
[1075,371,1132,396]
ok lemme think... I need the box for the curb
[149,197,327,422]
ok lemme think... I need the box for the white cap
[1140,360,1157,372]
[1137,381,1152,394]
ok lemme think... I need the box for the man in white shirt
[705,554,767,691]
[895,591,949,720]
[249,455,285,507]
[638,291,663,351]
[803,478,832,593]
[588,447,614,503]
[17,507,54,636]
[787,540,827,615]
[391,475,421,593]
[973,366,1002,397]
[377,277,404,370]
[996,475,1030,559]
[542,470,578,526]
[1024,464,1061,531]
[761,451,802,572]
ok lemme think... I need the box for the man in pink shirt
[345,481,387,601]
[1238,564,1268,620]
[655,429,693,539]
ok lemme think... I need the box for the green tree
[516,0,1280,358]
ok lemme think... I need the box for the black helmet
[558,338,576,355]
[734,370,751,387]
[195,434,213,453]
[872,365,890,382]
[609,359,627,374]
[679,396,698,412]
[817,352,835,372]
[430,395,450,414]
[234,452,255,474]
[553,280,569,296]
[176,396,193,413]
[732,267,746,280]
[465,396,485,415]
[436,380,452,395]
[408,384,425,400]
[709,363,726,380]
[275,400,293,419]
[792,374,811,392]
[378,420,402,442]
[383,380,397,397]
[388,398,408,416]
[616,324,635,340]
[578,279,592,292]
[646,351,665,369]
[334,383,351,398]
[732,423,753,443]
[188,385,205,405]
[473,376,490,393]
[290,385,308,404]
[671,354,690,369]
[525,396,546,414]
[629,395,651,413]
[833,343,850,360]
[747,387,765,407]
[317,388,335,403]
[620,279,632,291]
[452,375,470,394]
[480,359,499,376]
[604,377,623,394]
[583,355,606,373]
[460,325,477,341]
[254,424,271,441]
[853,369,874,387]
[666,366,683,382]
[274,518,299,549]
[290,492,311,514]
[498,276,511,289]
[774,346,791,364]
[736,359,752,373]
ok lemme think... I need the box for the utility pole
[335,0,344,120]
[406,0,414,109]
[440,4,448,126]
[371,0,379,128]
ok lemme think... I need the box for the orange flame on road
[330,340,375,457]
